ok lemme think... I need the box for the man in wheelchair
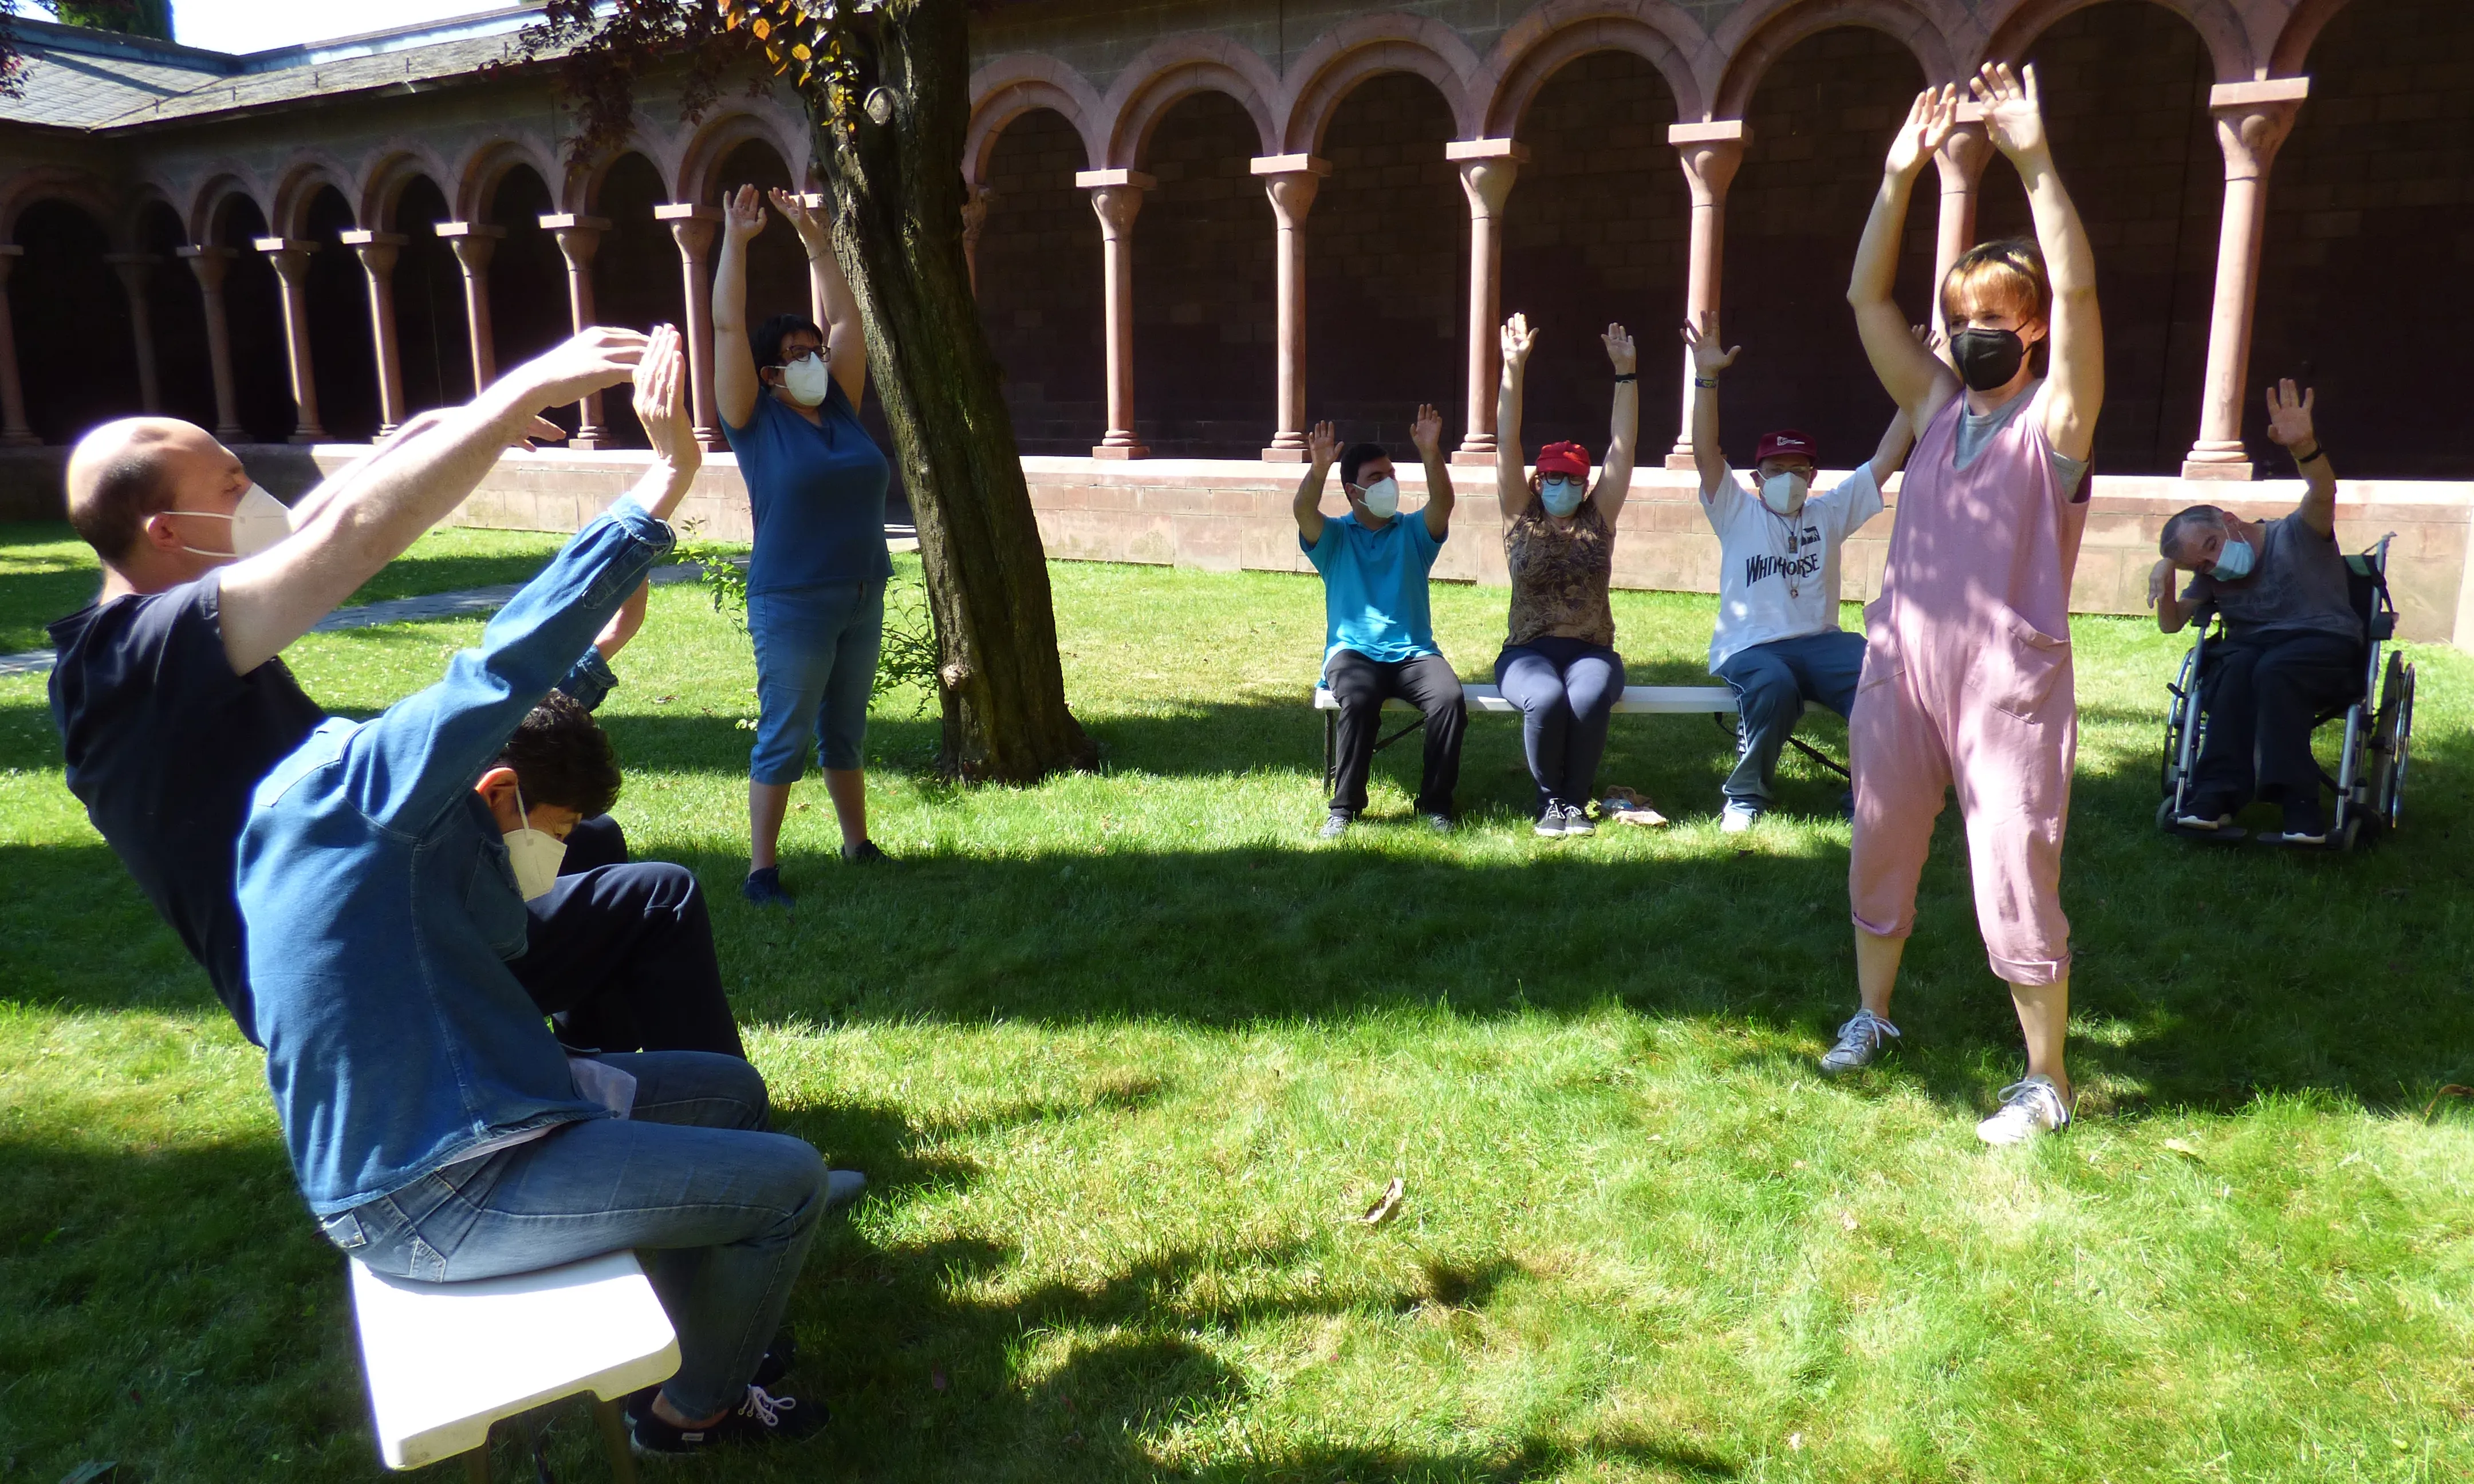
[2148,380,2360,844]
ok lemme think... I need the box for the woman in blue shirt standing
[714,183,892,907]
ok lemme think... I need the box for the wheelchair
[2157,532,2415,850]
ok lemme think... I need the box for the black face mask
[1949,327,2027,392]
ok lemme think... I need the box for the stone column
[653,203,724,451]
[961,185,995,296]
[434,221,506,393]
[338,230,409,435]
[1665,121,1748,469]
[254,236,326,443]
[2184,77,2311,481]
[1445,140,1527,465]
[0,245,34,445]
[1931,108,1994,339]
[1249,153,1331,463]
[175,245,243,440]
[1077,169,1153,459]
[102,253,164,413]
[541,213,611,448]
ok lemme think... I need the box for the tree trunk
[805,1,1094,782]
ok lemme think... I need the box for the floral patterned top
[1504,498,1617,649]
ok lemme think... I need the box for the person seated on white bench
[1490,312,1641,838]
[2149,379,2361,845]
[1297,411,1463,838]
[236,353,837,1458]
[1683,314,1913,833]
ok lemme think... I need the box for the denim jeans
[1494,637,1626,811]
[748,580,886,784]
[320,1052,828,1419]
[1717,630,1864,803]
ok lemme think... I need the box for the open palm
[1972,62,2047,159]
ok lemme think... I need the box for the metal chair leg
[595,1397,639,1484]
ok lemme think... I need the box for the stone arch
[1713,0,1971,118]
[966,54,1106,188]
[10,195,137,440]
[454,135,563,223]
[359,145,459,235]
[268,155,359,239]
[1100,35,1282,168]
[0,165,119,244]
[565,133,673,216]
[1976,0,2256,81]
[2267,0,2348,74]
[1281,14,1485,152]
[676,106,810,206]
[185,169,266,246]
[1476,1,1710,132]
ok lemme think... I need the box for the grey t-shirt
[2180,511,2362,643]
[1954,380,2089,498]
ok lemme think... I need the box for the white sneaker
[2173,812,2230,831]
[1975,1075,2071,1146]
[1819,1008,1899,1073]
[1720,800,1760,835]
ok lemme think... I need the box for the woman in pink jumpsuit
[1821,66,2106,1147]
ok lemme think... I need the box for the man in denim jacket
[237,342,836,1455]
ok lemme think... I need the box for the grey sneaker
[1423,812,1456,834]
[1819,1008,1900,1073]
[1976,1075,2071,1146]
[1534,802,1566,838]
[1720,799,1761,835]
[1560,802,1596,837]
[1318,811,1352,840]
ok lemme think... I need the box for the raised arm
[2263,378,2335,536]
[1495,313,1538,519]
[1414,404,1455,540]
[214,329,646,676]
[1975,63,2102,462]
[2149,559,2204,634]
[711,184,768,431]
[1294,420,1337,547]
[1681,313,1740,499]
[1594,322,1640,522]
[771,187,868,406]
[1862,401,1918,488]
[1850,85,1962,425]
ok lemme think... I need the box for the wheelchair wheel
[2158,645,2201,803]
[2375,658,2416,830]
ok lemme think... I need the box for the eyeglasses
[767,349,825,369]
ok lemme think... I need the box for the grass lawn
[5,532,2473,1482]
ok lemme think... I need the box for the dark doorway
[975,108,1103,456]
[10,198,138,443]
[1132,90,1274,457]
[487,166,573,433]
[391,176,471,416]
[212,196,298,443]
[304,185,379,440]
[590,152,677,449]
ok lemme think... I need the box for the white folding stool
[348,1249,679,1480]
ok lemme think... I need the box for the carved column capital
[1669,121,1749,208]
[653,203,719,259]
[176,243,235,290]
[2208,78,2310,181]
[253,236,318,283]
[1933,119,1994,195]
[541,214,610,269]
[338,229,408,278]
[960,186,995,250]
[1448,139,1528,219]
[1251,155,1331,228]
[1077,170,1154,238]
[435,221,506,275]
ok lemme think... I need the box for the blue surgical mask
[1541,477,1585,518]
[2211,538,2255,580]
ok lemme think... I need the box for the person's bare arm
[2149,560,2201,634]
[2263,378,2336,536]
[214,328,648,675]
[1850,85,1961,427]
[1414,404,1454,539]
[629,323,699,523]
[1594,322,1640,523]
[1974,63,2102,463]
[1681,313,1739,499]
[1496,313,1537,520]
[712,184,767,432]
[772,188,868,406]
[1294,420,1336,547]
[1863,403,1918,488]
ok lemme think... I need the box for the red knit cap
[1535,441,1591,479]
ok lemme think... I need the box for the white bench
[1311,682,1842,790]
[350,1249,679,1478]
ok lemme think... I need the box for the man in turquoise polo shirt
[1297,408,1463,838]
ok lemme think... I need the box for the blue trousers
[748,580,885,785]
[1494,637,1626,811]
[322,1052,826,1420]
[1717,630,1863,804]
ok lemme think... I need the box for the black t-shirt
[47,572,326,1044]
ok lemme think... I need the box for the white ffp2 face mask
[1760,472,1811,516]
[173,483,293,561]
[1356,476,1400,521]
[503,783,568,902]
[781,353,833,407]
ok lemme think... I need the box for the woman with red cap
[1492,312,1640,837]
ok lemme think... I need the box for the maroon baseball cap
[1535,441,1591,479]
[1754,429,1818,465]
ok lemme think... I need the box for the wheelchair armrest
[2369,614,2395,642]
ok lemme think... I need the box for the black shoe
[1534,801,1566,838]
[840,840,888,865]
[753,1329,799,1390]
[1559,802,1595,837]
[1318,811,1352,840]
[824,1168,866,1215]
[628,1386,827,1454]
[741,868,793,909]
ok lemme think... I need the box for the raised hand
[2147,557,2176,607]
[634,323,694,467]
[1971,62,2047,161]
[510,326,648,410]
[1306,420,1338,468]
[1500,311,1538,368]
[1409,404,1444,457]
[723,183,769,244]
[1602,322,1637,376]
[1885,84,1959,179]
[1680,313,1740,376]
[767,185,832,257]
[2263,378,2317,447]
